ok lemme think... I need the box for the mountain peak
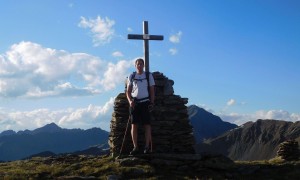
[0,130,16,137]
[45,122,60,128]
[188,105,237,143]
[197,119,300,161]
[0,125,109,161]
[32,123,62,134]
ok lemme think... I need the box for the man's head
[135,58,144,73]
[135,58,144,66]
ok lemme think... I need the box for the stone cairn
[277,139,299,161]
[109,71,195,156]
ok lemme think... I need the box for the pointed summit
[188,105,237,143]
[32,123,62,134]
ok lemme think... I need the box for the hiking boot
[144,146,151,154]
[130,147,139,155]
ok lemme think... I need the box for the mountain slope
[188,105,237,143]
[196,119,300,160]
[0,124,109,161]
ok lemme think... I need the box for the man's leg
[131,124,138,151]
[130,104,139,155]
[144,124,152,153]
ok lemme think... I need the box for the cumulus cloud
[0,41,131,98]
[254,109,300,121]
[58,97,114,129]
[101,60,131,91]
[112,51,124,57]
[78,16,115,46]
[0,97,115,132]
[219,113,251,126]
[169,48,178,55]
[219,109,300,126]
[169,31,182,43]
[227,99,236,106]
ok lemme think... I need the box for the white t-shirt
[127,72,155,100]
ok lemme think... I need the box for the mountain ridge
[196,119,300,160]
[188,105,238,143]
[2,108,299,162]
[0,123,109,161]
[0,123,90,137]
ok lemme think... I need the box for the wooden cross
[128,21,164,72]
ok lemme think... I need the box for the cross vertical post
[128,21,164,72]
[143,21,149,72]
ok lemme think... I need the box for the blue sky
[0,0,300,132]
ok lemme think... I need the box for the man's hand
[129,100,135,108]
[148,103,154,112]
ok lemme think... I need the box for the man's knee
[144,124,151,128]
[132,124,138,131]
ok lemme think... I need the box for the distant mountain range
[196,119,300,161]
[1,105,299,162]
[26,144,110,159]
[188,105,237,143]
[188,105,300,161]
[0,123,109,161]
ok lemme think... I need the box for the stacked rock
[108,72,195,156]
[277,140,299,161]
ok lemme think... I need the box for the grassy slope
[0,155,299,179]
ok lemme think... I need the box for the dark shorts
[130,101,151,125]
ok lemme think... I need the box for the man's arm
[126,85,134,107]
[149,85,155,104]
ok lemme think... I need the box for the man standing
[126,58,155,155]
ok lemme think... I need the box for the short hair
[135,58,144,65]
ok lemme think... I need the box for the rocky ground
[0,153,299,179]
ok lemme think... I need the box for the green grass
[0,155,159,179]
[235,158,300,180]
[0,155,299,179]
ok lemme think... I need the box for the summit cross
[128,21,164,72]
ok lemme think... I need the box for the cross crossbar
[127,21,164,72]
[128,34,164,41]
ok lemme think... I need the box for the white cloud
[127,27,133,32]
[169,48,178,55]
[169,31,182,43]
[100,60,131,91]
[219,109,300,126]
[227,99,236,106]
[58,97,115,129]
[0,41,131,98]
[78,16,115,46]
[219,113,250,126]
[112,51,124,57]
[254,109,300,121]
[0,97,115,132]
